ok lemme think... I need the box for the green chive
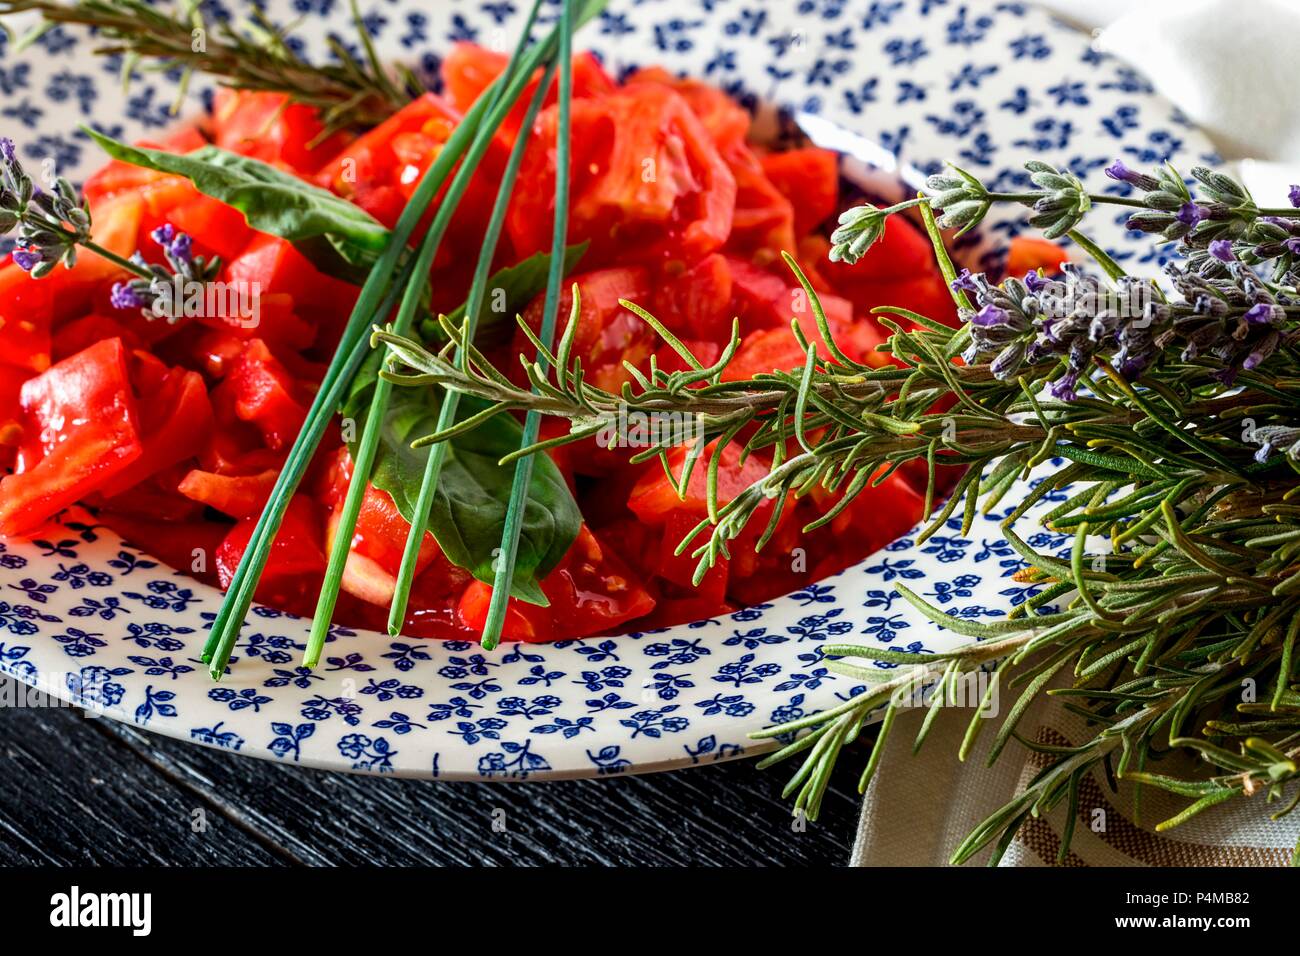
[204,31,542,678]
[385,57,561,636]
[479,0,576,651]
[303,0,588,667]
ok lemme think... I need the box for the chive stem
[303,0,557,666]
[480,0,575,651]
[204,53,518,677]
[385,56,560,636]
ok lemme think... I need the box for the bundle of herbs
[379,161,1300,863]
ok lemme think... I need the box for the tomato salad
[0,45,1044,643]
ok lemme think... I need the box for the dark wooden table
[0,675,861,865]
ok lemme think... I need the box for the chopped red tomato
[211,88,349,174]
[138,177,253,261]
[722,140,796,260]
[514,267,656,393]
[625,67,750,149]
[223,233,358,324]
[215,495,327,616]
[509,84,737,267]
[760,147,839,236]
[442,44,616,145]
[0,338,143,536]
[178,467,278,520]
[0,262,54,374]
[651,252,733,343]
[325,482,440,608]
[52,314,141,361]
[457,526,655,642]
[223,339,310,450]
[96,354,213,498]
[628,440,771,525]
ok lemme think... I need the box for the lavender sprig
[0,136,218,310]
[830,157,1300,278]
[109,223,221,322]
[960,259,1298,395]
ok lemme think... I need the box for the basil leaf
[342,355,580,605]
[422,241,589,343]
[84,128,389,277]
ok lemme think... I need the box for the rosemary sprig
[0,0,413,130]
[380,157,1300,860]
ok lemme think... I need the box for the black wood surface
[0,676,859,865]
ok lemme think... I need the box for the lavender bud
[1125,212,1173,234]
[1023,270,1052,293]
[1049,367,1082,402]
[169,233,192,262]
[11,246,41,272]
[971,303,1011,328]
[989,341,1027,380]
[1243,330,1280,370]
[110,281,145,310]
[151,223,176,246]
[1175,203,1207,227]
[949,268,978,295]
[1209,239,1235,262]
[1104,160,1158,192]
[1290,184,1300,208]
[1243,302,1282,325]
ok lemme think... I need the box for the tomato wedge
[456,526,655,642]
[509,84,736,267]
[442,43,615,146]
[0,338,143,536]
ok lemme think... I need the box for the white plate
[0,0,1214,777]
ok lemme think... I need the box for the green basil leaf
[84,127,389,278]
[342,357,580,605]
[422,240,589,343]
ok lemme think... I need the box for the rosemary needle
[480,0,576,651]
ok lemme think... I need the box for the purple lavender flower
[971,304,1010,327]
[11,246,41,272]
[950,268,978,295]
[1049,366,1082,402]
[168,233,192,262]
[1243,331,1280,371]
[0,137,15,165]
[1290,184,1300,208]
[1209,239,1235,262]
[1175,203,1206,227]
[110,281,145,310]
[1023,270,1051,294]
[150,223,175,245]
[1286,237,1300,256]
[1103,160,1159,191]
[1243,302,1279,325]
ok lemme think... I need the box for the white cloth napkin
[852,0,1300,867]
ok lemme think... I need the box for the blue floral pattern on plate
[0,0,1214,778]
